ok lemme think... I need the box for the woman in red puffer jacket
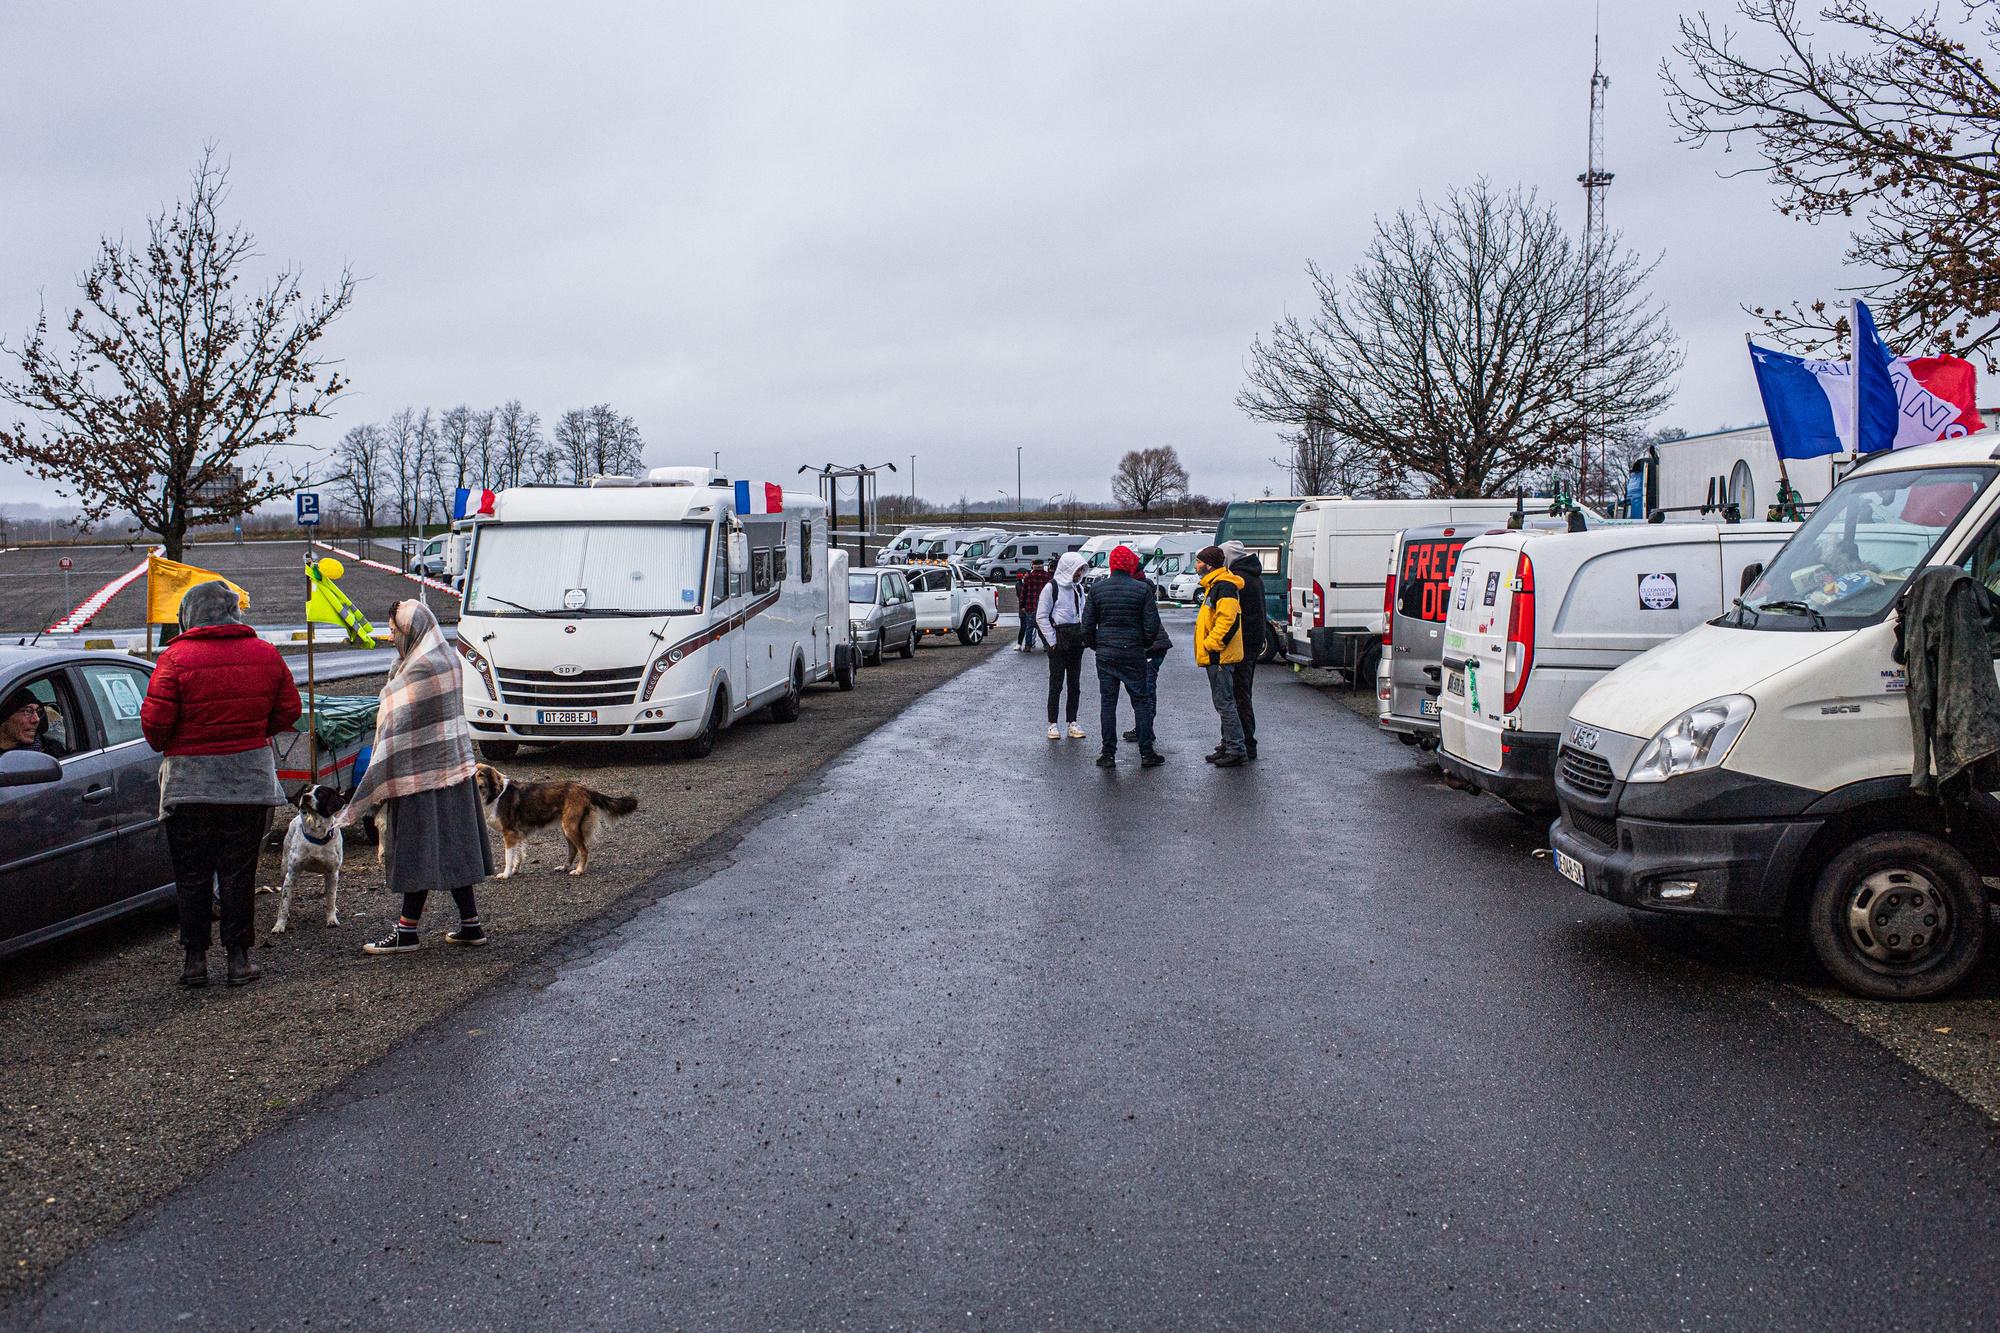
[141,580,302,989]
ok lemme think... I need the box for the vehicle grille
[1558,746,1615,798]
[496,665,645,709]
[1564,805,1619,849]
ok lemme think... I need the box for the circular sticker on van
[1638,572,1679,610]
[563,588,587,610]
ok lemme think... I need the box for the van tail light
[1382,571,1396,648]
[1502,552,1535,715]
[1311,580,1326,629]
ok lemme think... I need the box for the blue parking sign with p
[296,492,321,526]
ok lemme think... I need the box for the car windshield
[467,522,709,616]
[1725,463,1995,630]
[848,574,879,604]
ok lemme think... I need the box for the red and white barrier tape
[46,548,161,633]
[311,540,461,597]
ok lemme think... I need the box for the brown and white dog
[473,763,639,878]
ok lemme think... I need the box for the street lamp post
[1015,446,1022,516]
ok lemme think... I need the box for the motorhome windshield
[848,573,879,604]
[467,522,710,617]
[1726,464,1994,631]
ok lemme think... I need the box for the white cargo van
[974,533,1087,581]
[878,527,949,565]
[1438,522,1793,810]
[1288,498,1570,682]
[1551,437,2000,998]
[458,469,831,760]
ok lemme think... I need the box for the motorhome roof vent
[588,475,639,488]
[646,466,729,488]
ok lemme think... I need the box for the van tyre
[957,608,988,645]
[685,691,726,760]
[835,651,857,691]
[1805,832,1987,1000]
[900,628,918,659]
[769,665,803,723]
[478,740,520,761]
[1260,631,1283,664]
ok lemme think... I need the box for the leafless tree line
[327,401,644,532]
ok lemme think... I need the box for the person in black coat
[1221,540,1266,760]
[1081,546,1165,769]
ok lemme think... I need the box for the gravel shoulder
[0,637,999,1295]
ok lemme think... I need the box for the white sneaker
[1047,724,1061,740]
[1068,723,1086,740]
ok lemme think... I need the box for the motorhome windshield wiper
[476,595,556,618]
[1753,598,1827,629]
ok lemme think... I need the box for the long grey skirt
[381,777,494,895]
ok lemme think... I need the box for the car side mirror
[0,749,62,788]
[1739,562,1765,596]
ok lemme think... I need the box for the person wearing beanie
[1015,558,1051,653]
[1193,545,1248,766]
[1219,539,1266,760]
[1080,545,1165,768]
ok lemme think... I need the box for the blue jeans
[1097,654,1154,755]
[1206,664,1246,755]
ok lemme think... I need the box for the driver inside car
[0,685,67,758]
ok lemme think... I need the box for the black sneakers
[446,922,489,947]
[1213,752,1247,768]
[363,926,421,955]
[1095,753,1117,768]
[1140,751,1167,768]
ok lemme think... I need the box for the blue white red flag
[452,487,496,520]
[733,480,784,515]
[1748,301,1982,460]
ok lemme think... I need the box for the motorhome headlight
[1627,695,1754,784]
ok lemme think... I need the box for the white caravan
[1077,533,1148,583]
[457,469,832,759]
[1436,521,1794,811]
[878,527,950,565]
[1631,424,1843,522]
[1288,498,1583,682]
[1551,436,2000,998]
[825,547,857,690]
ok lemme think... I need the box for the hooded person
[1193,545,1248,766]
[140,578,302,988]
[1037,551,1091,739]
[1219,539,1266,760]
[336,598,495,954]
[1081,544,1165,768]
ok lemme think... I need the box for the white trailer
[1638,425,1843,522]
[456,469,832,759]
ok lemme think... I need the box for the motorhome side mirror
[1739,562,1764,596]
[728,533,750,577]
[0,749,62,788]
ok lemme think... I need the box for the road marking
[45,549,159,633]
[312,540,461,597]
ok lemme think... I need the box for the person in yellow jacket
[1193,545,1248,767]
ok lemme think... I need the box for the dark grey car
[0,646,173,959]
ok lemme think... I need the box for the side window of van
[773,538,788,585]
[751,548,775,595]
[799,521,814,583]
[711,531,729,603]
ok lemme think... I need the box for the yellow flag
[304,557,378,647]
[146,555,250,625]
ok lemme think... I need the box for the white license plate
[538,709,598,725]
[1555,850,1586,887]
[1419,697,1440,717]
[1445,669,1464,697]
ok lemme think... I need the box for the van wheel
[1260,632,1283,664]
[478,740,520,761]
[900,628,918,659]
[957,607,988,645]
[836,651,857,691]
[769,666,803,723]
[1805,832,1987,999]
[684,691,726,760]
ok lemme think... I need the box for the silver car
[847,568,920,665]
[0,646,174,958]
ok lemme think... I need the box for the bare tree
[1238,182,1681,499]
[432,404,477,507]
[386,407,434,533]
[552,403,645,480]
[330,423,388,532]
[0,150,355,559]
[470,408,496,490]
[1665,1,2000,362]
[552,408,591,481]
[1111,446,1191,512]
[1273,402,1400,498]
[493,399,542,488]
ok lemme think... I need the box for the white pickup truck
[906,564,997,645]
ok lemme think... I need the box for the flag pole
[304,555,318,784]
[1748,332,1793,519]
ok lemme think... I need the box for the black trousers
[1230,661,1258,751]
[166,803,268,951]
[401,887,479,923]
[1047,638,1084,723]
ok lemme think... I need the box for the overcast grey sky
[1,0,1857,512]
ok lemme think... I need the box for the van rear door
[1288,517,1319,649]
[1438,536,1522,774]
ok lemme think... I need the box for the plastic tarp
[293,693,379,752]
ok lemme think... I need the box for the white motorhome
[1135,532,1215,591]
[1632,424,1842,522]
[457,469,832,759]
[1551,436,2000,998]
[878,527,949,565]
[1437,521,1794,811]
[973,533,1088,582]
[1076,533,1147,582]
[1287,498,1578,682]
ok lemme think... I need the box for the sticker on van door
[1638,573,1680,610]
[1483,571,1500,606]
[1454,570,1472,611]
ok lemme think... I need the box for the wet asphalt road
[11,610,2000,1330]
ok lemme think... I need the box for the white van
[912,528,1008,565]
[1551,437,2000,998]
[458,469,832,760]
[877,527,949,565]
[825,546,857,691]
[1437,522,1792,811]
[1136,532,1215,593]
[1077,533,1148,583]
[1288,499,1569,681]
[973,533,1087,582]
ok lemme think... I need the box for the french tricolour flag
[734,480,784,514]
[1749,301,1983,460]
[453,487,496,520]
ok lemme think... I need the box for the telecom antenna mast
[1576,21,1613,503]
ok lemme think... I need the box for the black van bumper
[1288,626,1371,672]
[1437,730,1559,808]
[1550,810,1819,920]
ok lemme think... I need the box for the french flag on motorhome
[452,487,496,520]
[1748,300,1983,460]
[734,480,784,514]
